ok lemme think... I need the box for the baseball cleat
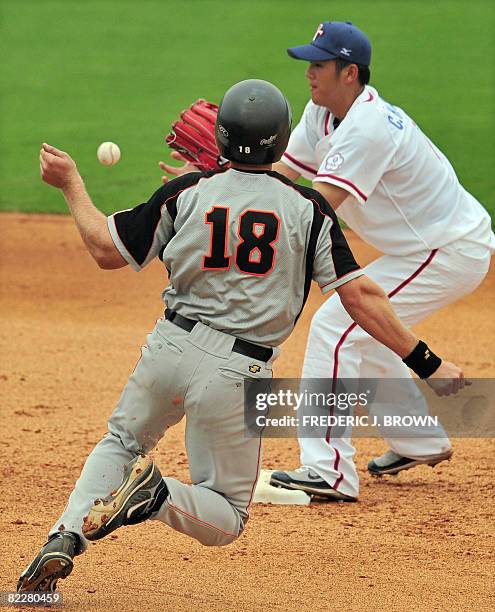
[270,467,357,502]
[17,531,81,592]
[367,449,453,477]
[82,454,168,541]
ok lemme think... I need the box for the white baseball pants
[299,238,492,498]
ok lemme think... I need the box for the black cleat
[17,531,81,592]
[82,454,168,541]
[270,467,357,502]
[368,449,453,477]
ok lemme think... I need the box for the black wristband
[402,340,442,379]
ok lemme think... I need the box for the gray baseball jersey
[49,168,363,550]
[108,168,362,346]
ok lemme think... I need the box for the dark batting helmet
[215,79,292,165]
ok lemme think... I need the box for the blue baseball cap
[287,21,371,66]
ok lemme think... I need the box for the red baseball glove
[165,99,227,172]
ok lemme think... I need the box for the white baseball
[97,142,121,166]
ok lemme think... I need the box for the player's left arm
[40,143,127,269]
[335,275,468,396]
[312,181,349,211]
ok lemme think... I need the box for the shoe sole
[369,450,454,477]
[270,476,357,502]
[17,553,73,592]
[83,455,156,541]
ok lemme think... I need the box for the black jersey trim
[112,170,221,268]
[285,177,361,284]
[163,169,220,221]
[328,214,360,281]
[298,201,325,322]
[107,214,141,271]
[267,171,337,220]
[230,167,273,175]
[265,172,340,322]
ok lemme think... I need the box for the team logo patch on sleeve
[325,153,344,171]
[249,364,261,373]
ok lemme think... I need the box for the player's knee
[107,419,157,455]
[194,509,245,547]
[195,525,243,547]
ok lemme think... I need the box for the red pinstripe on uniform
[328,249,439,490]
[246,429,264,517]
[282,152,317,176]
[315,173,368,202]
[324,111,331,136]
[165,501,238,538]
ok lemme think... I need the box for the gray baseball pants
[49,317,274,549]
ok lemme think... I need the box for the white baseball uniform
[282,85,495,498]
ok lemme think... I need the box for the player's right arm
[39,143,127,269]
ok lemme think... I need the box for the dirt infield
[1,213,493,611]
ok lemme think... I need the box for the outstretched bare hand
[40,143,81,190]
[426,361,471,396]
[159,151,199,184]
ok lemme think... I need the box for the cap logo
[218,124,229,137]
[313,23,324,41]
[260,134,277,146]
[341,47,351,56]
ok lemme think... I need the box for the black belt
[165,309,273,362]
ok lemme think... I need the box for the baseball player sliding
[19,79,465,593]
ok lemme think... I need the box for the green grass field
[1,0,494,216]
